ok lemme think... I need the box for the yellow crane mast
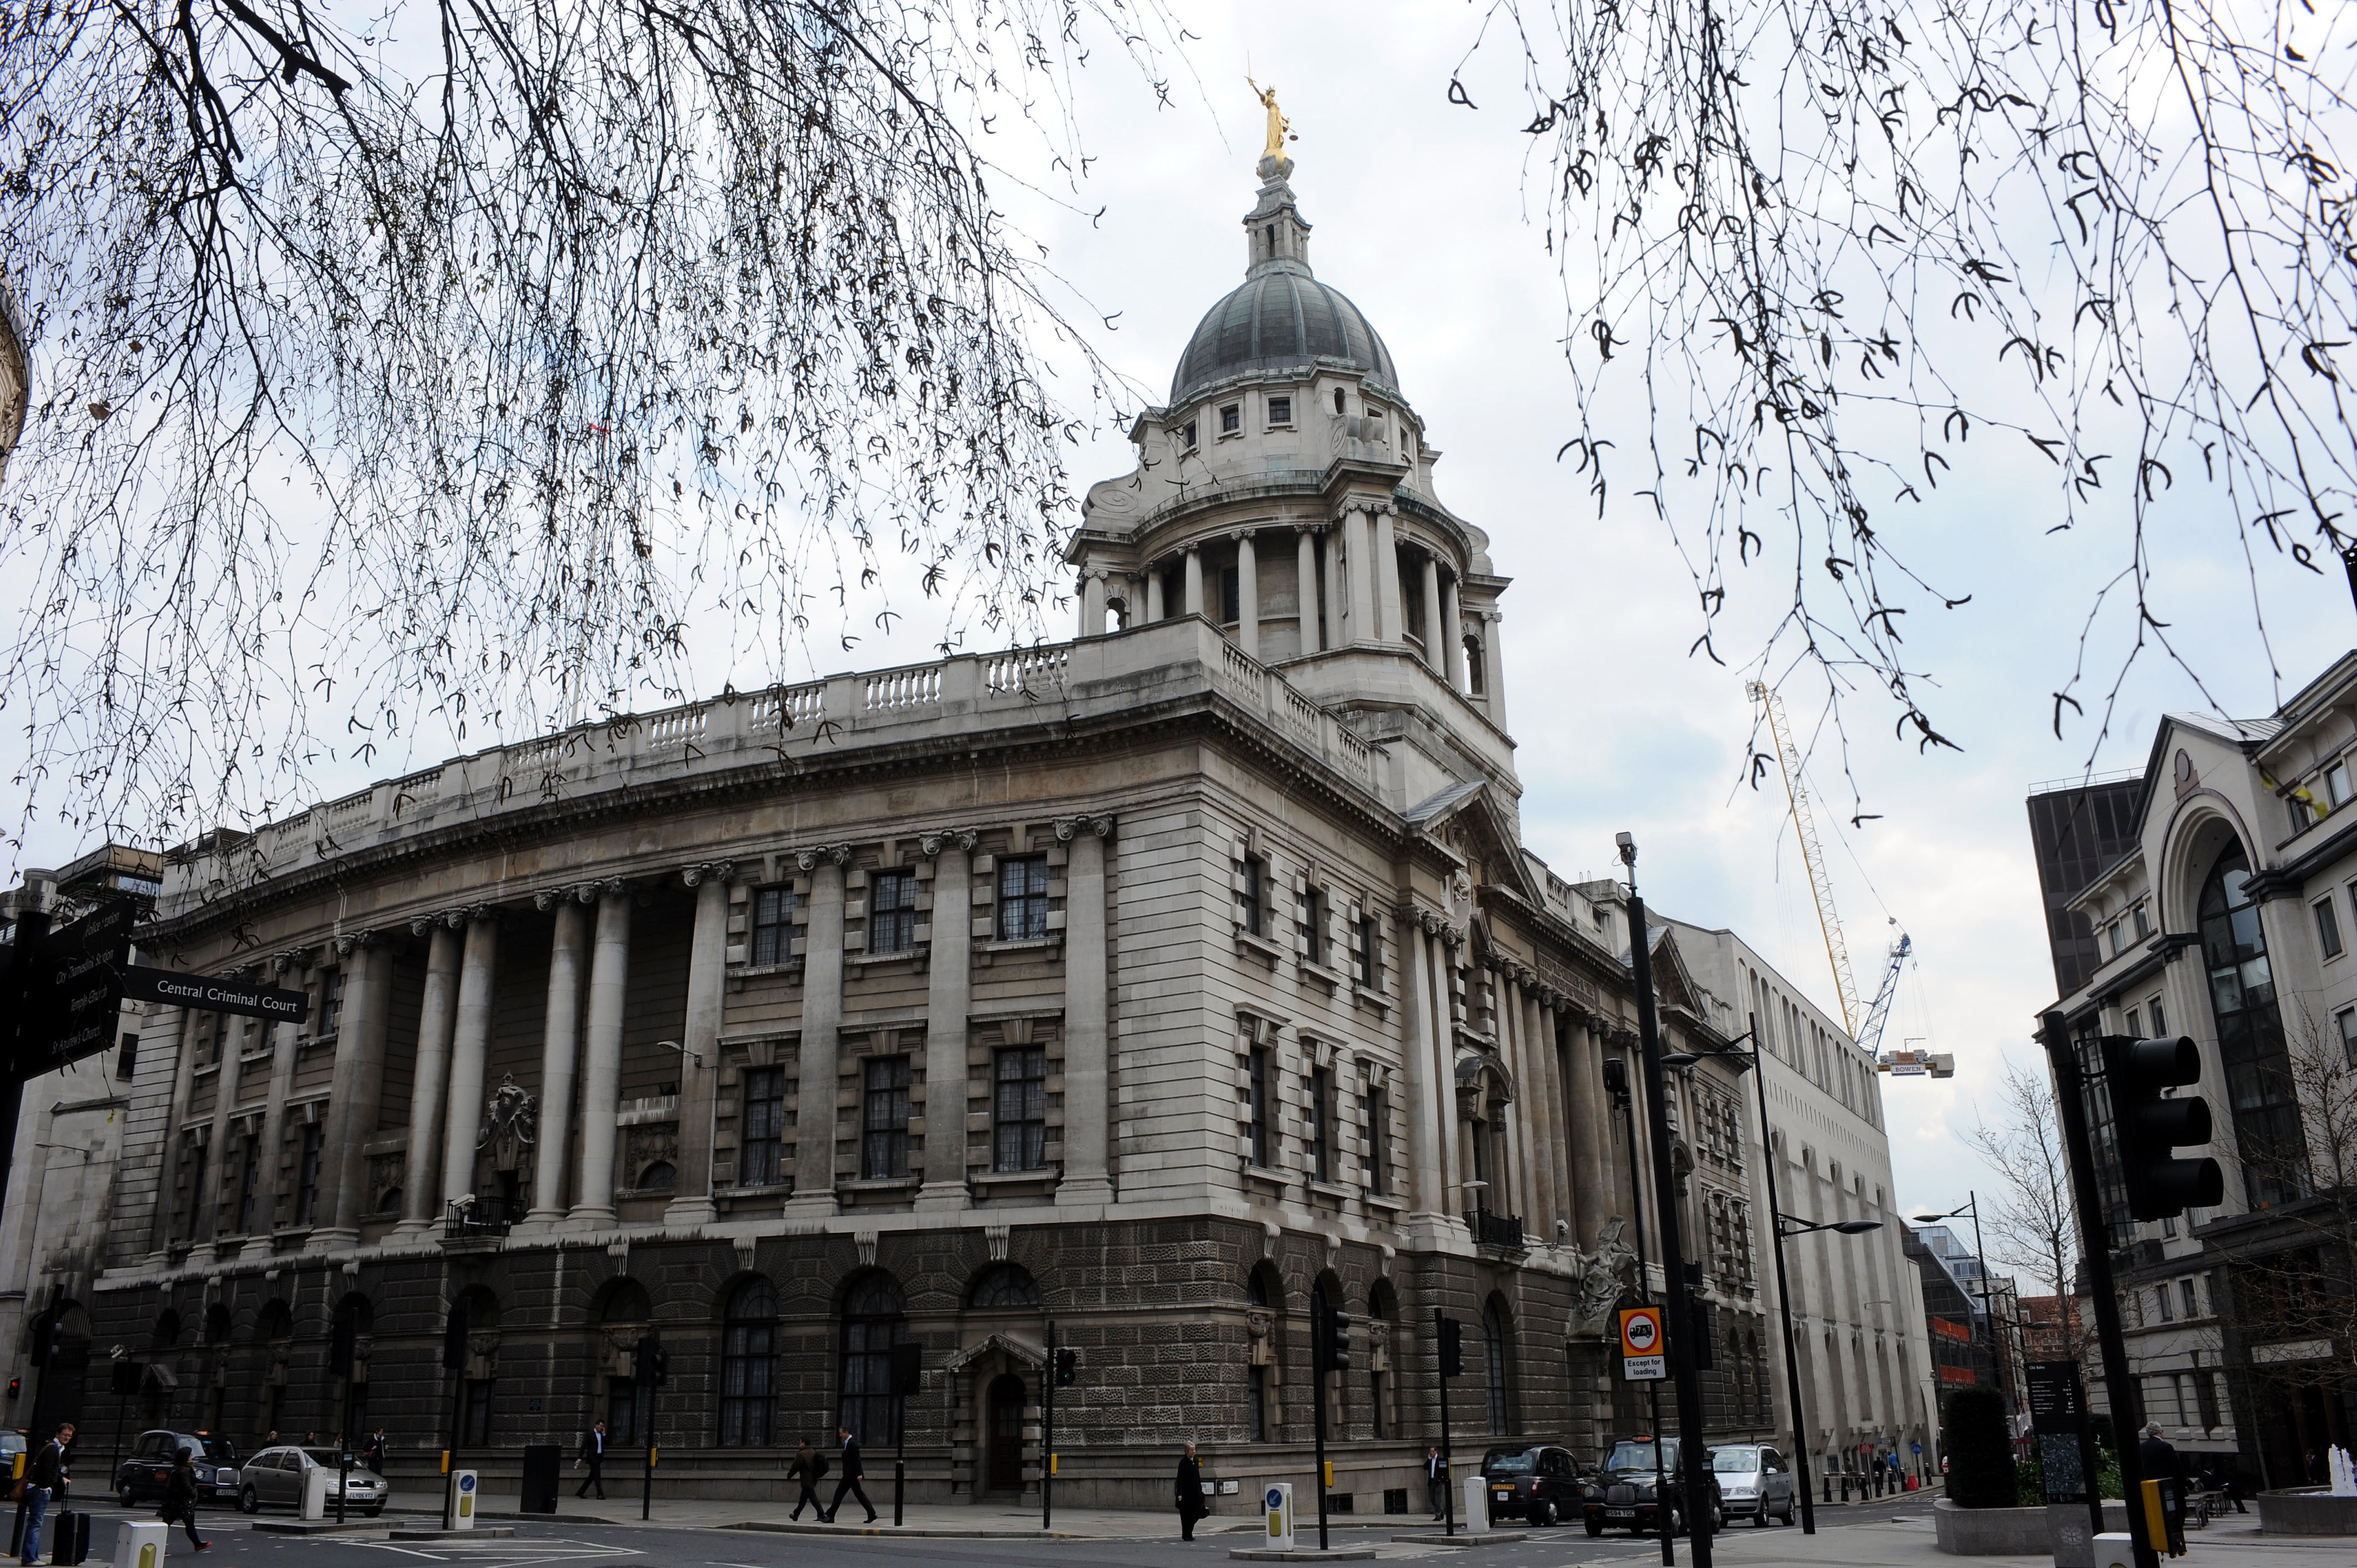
[1748,682,1860,1036]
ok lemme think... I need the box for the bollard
[112,1521,166,1568]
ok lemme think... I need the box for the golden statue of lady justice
[1247,76,1293,162]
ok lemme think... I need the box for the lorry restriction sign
[1619,1306,1666,1381]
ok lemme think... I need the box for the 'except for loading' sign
[1619,1305,1666,1381]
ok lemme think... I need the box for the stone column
[1566,1015,1609,1243]
[524,893,590,1228]
[570,882,632,1227]
[1233,532,1259,658]
[438,910,501,1214]
[1058,817,1115,1206]
[1373,506,1402,643]
[1183,547,1204,617]
[1318,530,1339,650]
[666,865,733,1226]
[243,955,306,1254]
[1516,984,1560,1242]
[917,830,978,1213]
[394,918,464,1237]
[1295,530,1322,654]
[1495,971,1532,1225]
[201,1004,263,1240]
[318,934,392,1245]
[1420,557,1445,673]
[1441,576,1464,691]
[1080,571,1107,637]
[1400,918,1449,1227]
[1146,569,1164,622]
[1481,610,1509,727]
[786,847,851,1216]
[1343,509,1375,642]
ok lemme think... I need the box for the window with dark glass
[1246,1271,1271,1441]
[741,1067,788,1185]
[868,871,917,955]
[1307,1068,1334,1182]
[2317,895,2345,960]
[839,1274,908,1445]
[994,1047,1047,1172]
[606,1377,638,1447]
[752,886,796,967]
[235,1135,263,1234]
[1352,916,1378,987]
[318,969,344,1037]
[294,1123,323,1225]
[462,1380,494,1445]
[718,1277,777,1447]
[1299,887,1328,967]
[968,1263,1042,1308]
[1268,395,1292,425]
[1180,420,1197,451]
[1481,1299,1508,1434]
[997,857,1049,941]
[1220,403,1241,434]
[2200,841,2308,1207]
[1220,565,1241,625]
[862,1056,912,1179]
[1238,856,1265,937]
[1365,1086,1391,1195]
[1247,1049,1271,1167]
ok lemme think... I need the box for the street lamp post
[1913,1196,2013,1428]
[1604,1056,1675,1567]
[1665,1014,1883,1536]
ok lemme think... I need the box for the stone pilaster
[785,846,852,1217]
[1233,531,1259,658]
[570,881,632,1227]
[667,863,735,1226]
[393,916,465,1237]
[1295,528,1322,653]
[522,891,591,1229]
[438,909,501,1215]
[916,829,979,1213]
[1440,574,1465,690]
[317,931,392,1245]
[1056,815,1115,1207]
[1373,504,1402,643]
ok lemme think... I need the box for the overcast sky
[10,1,2352,1272]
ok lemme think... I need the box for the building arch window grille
[839,1272,908,1446]
[719,1277,778,1448]
[968,1264,1042,1309]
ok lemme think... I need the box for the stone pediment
[1406,779,1540,907]
[944,1332,1046,1373]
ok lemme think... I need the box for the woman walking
[787,1440,828,1522]
[1175,1442,1207,1541]
[160,1446,210,1553]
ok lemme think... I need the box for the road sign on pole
[116,965,308,1025]
[1619,1306,1667,1380]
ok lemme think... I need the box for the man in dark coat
[361,1429,388,1476]
[1176,1442,1207,1540]
[788,1441,828,1521]
[574,1420,609,1500]
[823,1425,876,1524]
[160,1445,209,1552]
[1426,1445,1447,1521]
[18,1423,72,1566]
[2140,1423,2187,1543]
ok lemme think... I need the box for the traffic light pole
[2038,1012,2157,1568]
[1312,1309,1330,1553]
[1433,1308,1454,1539]
[1614,1063,1675,1565]
[1041,1317,1055,1534]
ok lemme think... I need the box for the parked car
[115,1430,241,1508]
[237,1445,387,1517]
[1478,1443,1586,1527]
[1712,1442,1798,1526]
[0,1431,24,1476]
[1581,1435,1724,1537]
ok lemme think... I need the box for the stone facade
[15,158,1853,1510]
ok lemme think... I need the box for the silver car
[1712,1442,1797,1526]
[237,1446,387,1517]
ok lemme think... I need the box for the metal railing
[445,1195,525,1239]
[1464,1207,1526,1249]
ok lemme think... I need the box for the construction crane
[1747,683,1949,1078]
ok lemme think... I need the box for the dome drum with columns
[1068,156,1515,820]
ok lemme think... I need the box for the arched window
[151,1309,181,1350]
[839,1273,907,1445]
[202,1304,230,1345]
[2199,841,2308,1206]
[967,1265,1041,1309]
[1481,1298,1509,1435]
[719,1278,777,1448]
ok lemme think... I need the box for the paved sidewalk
[1701,1508,2354,1568]
[371,1490,1277,1537]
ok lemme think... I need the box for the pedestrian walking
[1175,1442,1206,1541]
[787,1441,828,1521]
[574,1421,608,1500]
[360,1429,387,1476]
[1425,1445,1447,1521]
[159,1446,210,1553]
[18,1422,72,1566]
[2140,1423,2187,1541]
[822,1426,876,1524]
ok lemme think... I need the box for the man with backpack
[17,1424,71,1566]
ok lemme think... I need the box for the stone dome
[1168,260,1399,408]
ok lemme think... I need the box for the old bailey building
[8,148,1933,1511]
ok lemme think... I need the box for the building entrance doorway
[987,1374,1027,1492]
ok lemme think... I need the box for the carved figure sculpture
[1567,1216,1639,1338]
[481,1074,538,1174]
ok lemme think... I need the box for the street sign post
[1619,1306,1666,1381]
[17,901,134,1076]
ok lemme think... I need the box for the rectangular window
[1247,1049,1271,1167]
[2317,895,2345,960]
[1267,395,1292,425]
[2330,758,2354,807]
[741,1067,788,1185]
[2126,1007,2142,1039]
[1220,403,1241,434]
[1352,916,1378,987]
[606,1377,639,1448]
[997,856,1049,941]
[1238,856,1265,938]
[462,1380,494,1445]
[1307,1068,1334,1182]
[1365,1086,1391,1196]
[993,1047,1048,1172]
[2133,901,2152,939]
[2180,1279,2199,1318]
[1181,420,1198,451]
[2107,921,2123,957]
[183,1140,209,1240]
[318,969,344,1037]
[2150,996,2167,1036]
[2340,1006,2357,1067]
[2196,1371,2222,1429]
[868,871,917,955]
[235,1135,263,1234]
[751,886,796,967]
[861,1056,912,1179]
[294,1123,323,1226]
[2154,1284,2172,1322]
[1299,887,1328,967]
[116,1030,138,1082]
[1220,565,1241,625]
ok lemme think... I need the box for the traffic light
[1317,1303,1351,1375]
[1055,1348,1078,1387]
[633,1334,668,1386]
[888,1343,923,1397]
[2103,1035,2226,1221]
[1438,1317,1463,1379]
[6,1378,19,1401]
